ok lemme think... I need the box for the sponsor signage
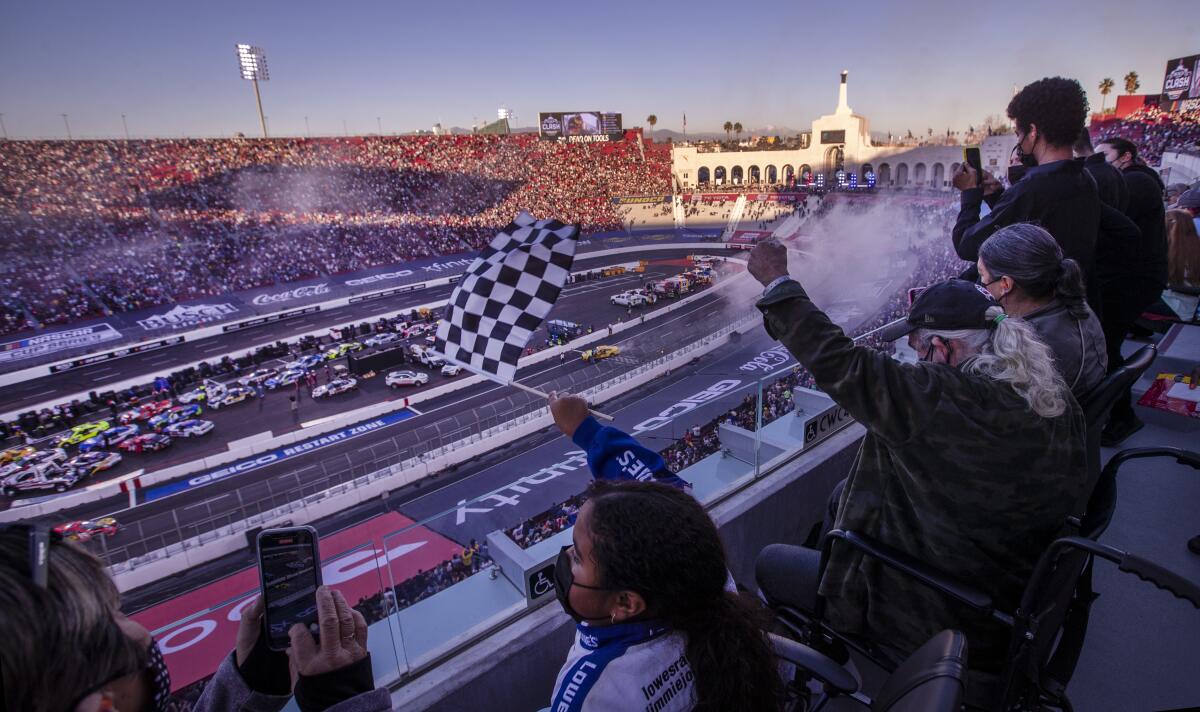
[630,379,743,435]
[820,129,846,144]
[221,306,320,333]
[1160,54,1200,112]
[802,404,853,449]
[612,195,671,205]
[343,270,414,288]
[538,111,624,143]
[137,303,238,331]
[47,336,185,373]
[141,408,419,502]
[249,283,331,306]
[0,323,123,364]
[347,284,427,304]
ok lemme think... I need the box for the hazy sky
[1,0,1195,139]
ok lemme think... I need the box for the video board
[539,112,624,143]
[1160,54,1200,112]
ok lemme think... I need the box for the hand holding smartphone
[963,146,984,187]
[257,526,322,650]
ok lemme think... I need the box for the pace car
[441,363,463,376]
[57,420,111,447]
[385,370,429,388]
[312,377,358,398]
[117,400,173,425]
[64,450,122,477]
[265,367,306,389]
[54,517,120,541]
[287,354,324,370]
[165,419,215,438]
[79,424,139,453]
[363,332,401,348]
[1,467,83,496]
[323,342,364,360]
[213,385,255,408]
[148,404,203,431]
[238,368,280,387]
[117,433,172,454]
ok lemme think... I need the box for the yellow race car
[581,345,620,362]
[57,420,112,447]
[0,446,35,464]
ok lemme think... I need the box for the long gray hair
[978,223,1089,320]
[914,305,1070,418]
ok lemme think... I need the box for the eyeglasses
[1,523,61,588]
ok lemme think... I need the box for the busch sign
[137,303,237,330]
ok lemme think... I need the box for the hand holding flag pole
[431,212,615,422]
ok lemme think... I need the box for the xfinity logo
[421,258,474,273]
[251,283,330,305]
[345,270,413,287]
[455,450,589,525]
[137,303,236,330]
[631,380,743,434]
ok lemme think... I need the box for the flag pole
[429,350,615,421]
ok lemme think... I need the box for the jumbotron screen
[538,111,623,143]
[1160,53,1200,112]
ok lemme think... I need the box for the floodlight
[236,44,270,137]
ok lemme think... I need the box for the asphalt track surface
[1,264,692,509]
[50,277,748,560]
[1,250,719,413]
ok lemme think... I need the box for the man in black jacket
[1074,130,1128,212]
[1094,137,1169,444]
[952,77,1101,312]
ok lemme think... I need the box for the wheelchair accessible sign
[141,409,418,502]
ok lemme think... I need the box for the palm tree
[1123,71,1140,95]
[723,121,733,143]
[645,114,657,142]
[733,122,743,142]
[1098,77,1115,113]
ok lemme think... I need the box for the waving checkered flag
[434,212,580,382]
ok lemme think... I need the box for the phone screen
[963,146,983,177]
[258,527,322,650]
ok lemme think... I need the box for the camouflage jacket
[757,280,1087,668]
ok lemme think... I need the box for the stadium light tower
[236,44,270,138]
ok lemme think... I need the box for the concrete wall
[388,424,867,711]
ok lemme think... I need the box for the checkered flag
[434,212,579,382]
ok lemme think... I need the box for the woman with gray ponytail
[978,223,1107,396]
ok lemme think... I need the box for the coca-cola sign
[251,283,331,306]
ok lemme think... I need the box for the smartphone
[963,146,983,181]
[257,526,322,650]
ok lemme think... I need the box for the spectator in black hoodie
[952,77,1101,312]
[1074,130,1127,212]
[1095,137,1170,445]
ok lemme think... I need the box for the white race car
[165,419,215,438]
[287,354,324,370]
[386,370,429,388]
[65,450,122,477]
[363,332,401,347]
[2,467,84,496]
[611,290,652,307]
[264,367,306,389]
[440,363,463,377]
[237,368,279,387]
[312,377,358,398]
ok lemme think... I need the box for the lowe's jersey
[550,621,694,712]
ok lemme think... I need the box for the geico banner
[631,379,743,434]
[47,336,185,373]
[0,323,123,364]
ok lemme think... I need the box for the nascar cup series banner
[0,324,123,364]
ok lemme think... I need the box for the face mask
[554,546,613,624]
[144,639,177,712]
[1007,165,1027,185]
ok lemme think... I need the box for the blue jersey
[571,416,691,492]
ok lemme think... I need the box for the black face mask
[1009,136,1038,184]
[554,546,613,624]
[1007,164,1028,185]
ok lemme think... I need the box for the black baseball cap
[877,278,1001,342]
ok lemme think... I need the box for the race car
[65,450,122,477]
[385,370,429,388]
[363,332,401,348]
[57,420,111,447]
[0,449,70,487]
[79,424,140,453]
[117,433,172,454]
[264,367,306,389]
[441,363,463,377]
[54,517,120,541]
[238,368,280,387]
[179,381,226,405]
[581,345,621,362]
[165,419,215,438]
[287,354,324,370]
[323,342,363,360]
[312,377,358,398]
[117,400,173,425]
[1,467,83,496]
[0,446,35,464]
[213,385,255,408]
[148,404,203,431]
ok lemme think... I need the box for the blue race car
[79,424,140,453]
[164,419,215,438]
[148,404,203,431]
[265,367,307,390]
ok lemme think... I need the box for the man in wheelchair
[746,241,1088,671]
